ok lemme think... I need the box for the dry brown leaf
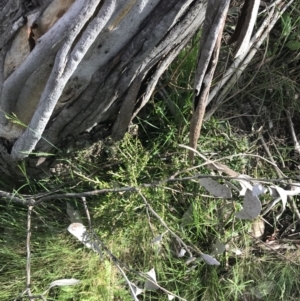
[251,218,265,238]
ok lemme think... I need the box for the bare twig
[286,110,300,155]
[14,207,49,301]
[1,171,296,206]
[81,197,92,230]
[137,190,194,258]
[26,206,33,300]
[178,144,287,178]
[0,190,34,205]
[115,263,140,301]
[189,0,230,160]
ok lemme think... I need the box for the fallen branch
[1,170,297,206]
[26,206,33,299]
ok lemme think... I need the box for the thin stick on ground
[286,110,300,155]
[115,263,140,301]
[178,144,286,178]
[137,190,195,259]
[89,226,187,301]
[26,206,33,300]
[3,172,299,206]
[81,197,92,230]
[79,198,140,300]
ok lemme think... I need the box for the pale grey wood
[11,0,116,160]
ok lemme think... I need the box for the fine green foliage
[2,128,300,300]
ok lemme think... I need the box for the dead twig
[1,172,296,206]
[137,190,194,259]
[81,197,91,230]
[189,0,230,160]
[27,206,33,300]
[286,110,300,155]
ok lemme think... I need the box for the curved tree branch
[11,0,117,160]
[0,0,87,125]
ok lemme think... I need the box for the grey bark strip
[230,0,260,58]
[193,0,230,96]
[205,0,294,119]
[189,0,230,160]
[0,0,51,47]
[131,0,206,120]
[0,0,89,125]
[111,74,143,141]
[11,0,117,160]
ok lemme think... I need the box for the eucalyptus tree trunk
[0,0,206,178]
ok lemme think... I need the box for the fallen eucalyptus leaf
[251,218,265,238]
[130,282,144,297]
[68,223,96,253]
[252,184,267,197]
[235,189,262,220]
[49,278,80,290]
[201,253,220,265]
[177,248,186,258]
[145,268,159,291]
[152,234,163,244]
[199,178,232,198]
[211,239,226,255]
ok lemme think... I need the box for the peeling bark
[0,0,206,177]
